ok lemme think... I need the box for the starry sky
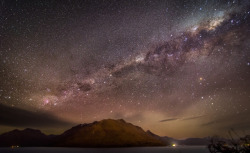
[0,0,250,139]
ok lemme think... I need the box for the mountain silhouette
[0,128,54,147]
[54,119,165,147]
[178,137,210,145]
[0,119,165,147]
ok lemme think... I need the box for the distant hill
[146,130,210,146]
[0,128,53,147]
[158,136,210,146]
[178,137,210,146]
[146,130,171,145]
[0,119,165,147]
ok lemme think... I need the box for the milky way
[0,0,250,138]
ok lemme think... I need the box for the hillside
[55,119,165,147]
[0,128,52,147]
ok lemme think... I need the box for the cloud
[0,104,73,128]
[182,115,205,120]
[160,115,206,123]
[159,118,178,122]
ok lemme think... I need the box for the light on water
[0,146,209,153]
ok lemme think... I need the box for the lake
[0,146,210,153]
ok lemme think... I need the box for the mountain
[0,119,165,147]
[178,137,210,146]
[146,130,171,145]
[146,130,210,146]
[54,119,165,147]
[0,119,212,147]
[158,136,210,146]
[0,128,52,147]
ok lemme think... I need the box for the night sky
[0,0,250,139]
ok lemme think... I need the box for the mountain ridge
[0,119,212,147]
[0,119,165,147]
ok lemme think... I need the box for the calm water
[0,146,209,153]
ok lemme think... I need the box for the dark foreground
[0,146,209,153]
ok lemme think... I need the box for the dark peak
[5,128,44,135]
[61,120,101,136]
[23,128,42,133]
[146,130,155,135]
[118,119,126,123]
[0,129,20,136]
[11,129,21,132]
[77,119,127,126]
[76,119,127,127]
[99,118,126,123]
[4,128,42,133]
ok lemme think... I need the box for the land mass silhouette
[0,119,210,147]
